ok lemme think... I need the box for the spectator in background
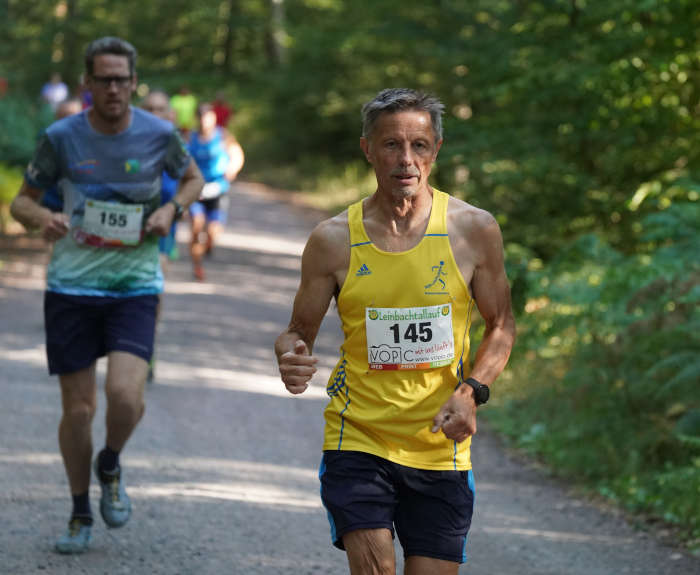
[40,72,69,111]
[212,91,232,128]
[170,86,197,136]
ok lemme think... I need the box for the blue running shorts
[189,197,225,223]
[319,450,475,564]
[44,292,158,375]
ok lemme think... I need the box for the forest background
[0,0,698,550]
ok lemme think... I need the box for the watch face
[478,385,490,404]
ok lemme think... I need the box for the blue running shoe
[55,517,92,554]
[93,458,132,528]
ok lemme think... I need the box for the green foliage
[0,97,52,167]
[490,203,700,543]
[4,0,272,94]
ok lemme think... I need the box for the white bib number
[366,304,454,370]
[200,182,222,200]
[81,200,144,246]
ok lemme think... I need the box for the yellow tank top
[323,190,475,470]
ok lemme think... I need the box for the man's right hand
[41,212,70,242]
[278,339,318,395]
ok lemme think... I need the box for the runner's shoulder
[311,210,349,246]
[446,194,500,237]
[304,211,350,265]
[44,110,86,141]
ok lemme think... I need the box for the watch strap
[169,199,184,221]
[463,377,488,405]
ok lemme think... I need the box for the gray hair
[85,37,137,76]
[361,88,444,141]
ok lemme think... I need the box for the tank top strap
[425,189,448,236]
[348,200,372,247]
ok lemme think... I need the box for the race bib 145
[366,304,454,370]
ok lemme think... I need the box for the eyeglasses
[90,75,132,88]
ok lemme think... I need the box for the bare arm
[172,157,205,208]
[10,181,69,242]
[468,215,516,385]
[146,158,204,236]
[223,130,245,182]
[433,210,515,441]
[275,218,347,394]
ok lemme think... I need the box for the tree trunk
[62,0,80,88]
[222,0,239,74]
[570,0,579,28]
[265,0,285,68]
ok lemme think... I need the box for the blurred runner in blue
[141,89,181,382]
[188,102,244,281]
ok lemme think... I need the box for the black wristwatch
[169,199,185,221]
[463,377,490,406]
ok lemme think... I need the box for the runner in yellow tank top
[275,88,515,574]
[324,189,475,470]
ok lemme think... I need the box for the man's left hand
[145,203,175,236]
[431,385,477,443]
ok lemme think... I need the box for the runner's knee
[344,529,395,575]
[62,400,96,426]
[348,549,394,575]
[105,384,144,416]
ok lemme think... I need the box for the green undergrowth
[486,202,700,549]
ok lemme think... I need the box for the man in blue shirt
[141,89,181,383]
[10,37,204,554]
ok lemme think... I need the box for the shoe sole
[55,529,91,554]
[55,541,90,554]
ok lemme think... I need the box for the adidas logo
[356,264,372,276]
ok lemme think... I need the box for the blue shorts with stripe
[189,197,226,223]
[319,450,475,564]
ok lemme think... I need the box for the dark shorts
[319,450,475,564]
[189,197,225,223]
[44,292,158,375]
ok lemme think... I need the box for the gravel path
[0,183,697,575]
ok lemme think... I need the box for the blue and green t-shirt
[25,108,191,297]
